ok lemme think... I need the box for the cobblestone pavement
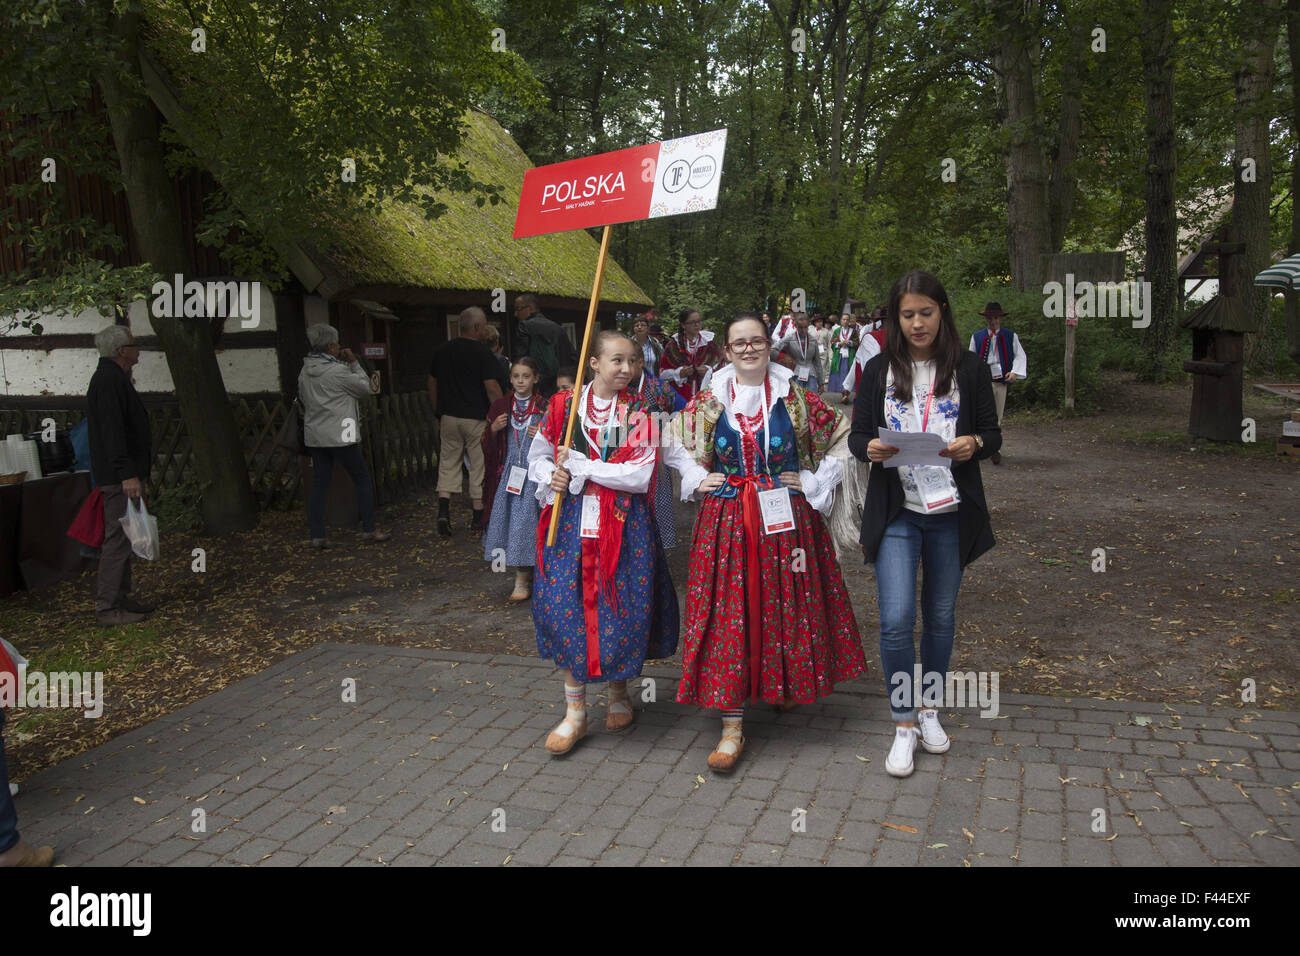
[15,644,1299,866]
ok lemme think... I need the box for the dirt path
[4,372,1297,777]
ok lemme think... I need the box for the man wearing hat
[969,302,1027,464]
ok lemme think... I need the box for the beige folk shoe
[606,698,635,733]
[507,572,532,604]
[544,712,587,755]
[707,728,746,773]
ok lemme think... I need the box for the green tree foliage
[480,0,1290,407]
[0,0,540,531]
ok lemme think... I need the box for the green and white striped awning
[1255,253,1300,289]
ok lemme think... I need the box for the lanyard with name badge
[578,390,616,535]
[506,397,534,495]
[911,368,958,513]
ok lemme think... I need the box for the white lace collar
[678,329,715,348]
[710,363,794,438]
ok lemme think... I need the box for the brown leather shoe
[544,714,587,755]
[606,703,635,733]
[0,838,54,867]
[117,596,155,614]
[96,608,146,626]
[707,732,746,773]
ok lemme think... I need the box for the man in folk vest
[969,302,1027,465]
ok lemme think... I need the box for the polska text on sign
[513,129,727,238]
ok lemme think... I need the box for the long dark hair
[884,270,962,402]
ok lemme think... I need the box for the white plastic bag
[119,497,160,561]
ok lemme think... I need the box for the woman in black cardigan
[848,270,1001,778]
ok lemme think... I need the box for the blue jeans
[309,445,376,539]
[0,709,18,853]
[876,509,963,721]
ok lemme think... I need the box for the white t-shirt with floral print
[884,359,961,515]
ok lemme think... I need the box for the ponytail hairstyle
[884,270,962,403]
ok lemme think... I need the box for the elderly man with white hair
[86,323,154,626]
[298,323,390,548]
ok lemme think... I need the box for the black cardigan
[847,351,1002,567]
[87,358,151,485]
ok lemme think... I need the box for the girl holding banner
[527,330,680,755]
[666,313,867,773]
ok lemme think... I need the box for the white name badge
[757,485,795,535]
[840,347,849,358]
[506,465,528,495]
[580,493,601,538]
[915,466,960,513]
[796,363,811,381]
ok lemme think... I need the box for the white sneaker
[885,726,920,777]
[8,783,16,797]
[918,708,950,754]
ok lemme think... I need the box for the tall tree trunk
[1228,0,1280,351]
[827,0,848,224]
[1287,0,1300,361]
[96,6,258,534]
[990,0,1051,290]
[768,0,804,297]
[1048,18,1088,252]
[1140,0,1178,381]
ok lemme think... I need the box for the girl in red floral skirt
[665,313,867,772]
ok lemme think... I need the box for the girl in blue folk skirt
[482,357,546,602]
[527,331,680,755]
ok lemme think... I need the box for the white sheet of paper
[877,427,952,468]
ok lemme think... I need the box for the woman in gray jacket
[298,324,390,548]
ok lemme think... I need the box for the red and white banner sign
[513,129,727,239]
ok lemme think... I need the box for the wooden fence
[0,391,440,510]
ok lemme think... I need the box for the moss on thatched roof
[304,111,651,305]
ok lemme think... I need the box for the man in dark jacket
[512,293,575,396]
[87,324,153,626]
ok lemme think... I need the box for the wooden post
[1064,300,1077,410]
[545,225,613,546]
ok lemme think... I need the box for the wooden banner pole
[546,224,613,546]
